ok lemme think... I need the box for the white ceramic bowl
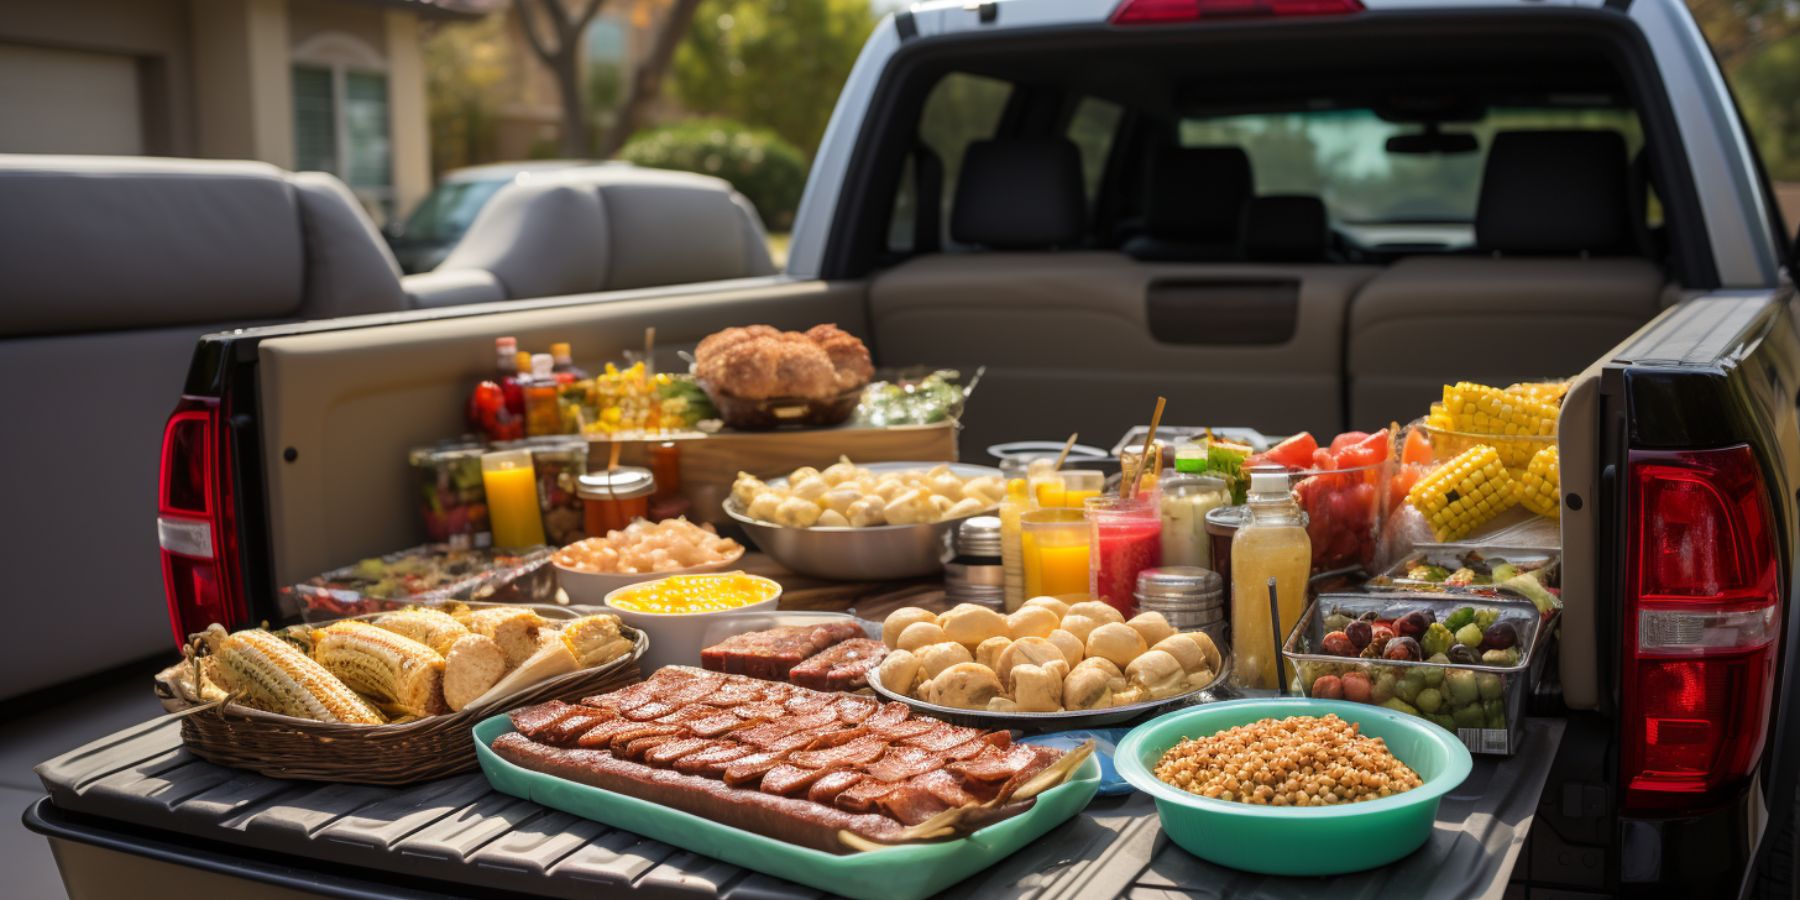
[553,544,745,605]
[602,573,781,673]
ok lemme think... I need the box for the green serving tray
[473,714,1101,900]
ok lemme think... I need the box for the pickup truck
[37,0,1800,897]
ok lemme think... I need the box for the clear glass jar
[1021,507,1090,599]
[1085,493,1161,617]
[1160,474,1230,569]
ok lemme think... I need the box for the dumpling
[914,641,974,679]
[939,604,1008,648]
[1127,611,1176,648]
[1086,622,1148,669]
[882,607,938,648]
[845,497,886,527]
[995,637,1065,690]
[774,495,821,528]
[790,475,830,502]
[974,636,1013,670]
[815,509,850,528]
[896,621,949,653]
[920,663,1003,710]
[1010,662,1065,712]
[746,491,784,523]
[1063,663,1115,710]
[1126,649,1188,699]
[1045,628,1086,669]
[1006,605,1060,641]
[875,649,922,694]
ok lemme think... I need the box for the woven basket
[154,615,646,785]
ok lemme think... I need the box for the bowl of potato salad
[722,459,1005,580]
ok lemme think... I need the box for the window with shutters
[290,32,394,222]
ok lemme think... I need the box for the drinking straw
[1052,432,1079,472]
[644,327,657,377]
[1124,397,1167,499]
[1268,576,1287,696]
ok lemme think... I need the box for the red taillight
[1621,445,1781,812]
[1111,0,1363,24]
[158,396,245,647]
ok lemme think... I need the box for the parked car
[19,0,1800,897]
[383,160,589,273]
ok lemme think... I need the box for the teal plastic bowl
[1115,698,1472,876]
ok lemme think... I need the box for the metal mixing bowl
[722,461,1001,581]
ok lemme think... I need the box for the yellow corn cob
[1505,380,1569,407]
[1441,382,1558,467]
[371,608,469,656]
[1517,444,1561,518]
[313,621,447,717]
[560,613,633,668]
[214,630,383,724]
[1407,444,1519,542]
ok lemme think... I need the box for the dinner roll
[974,635,1013,671]
[1126,611,1176,648]
[915,641,974,678]
[939,604,1008,649]
[1006,605,1060,640]
[875,648,922,694]
[895,621,949,653]
[994,637,1064,690]
[882,607,939,648]
[1045,629,1085,669]
[1086,622,1148,669]
[1021,596,1071,619]
[1066,601,1124,625]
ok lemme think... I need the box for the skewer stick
[644,327,657,377]
[1052,432,1079,472]
[607,439,623,473]
[1124,396,1166,499]
[1268,577,1287,696]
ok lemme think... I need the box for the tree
[601,0,705,156]
[515,0,608,158]
[424,14,512,174]
[671,0,876,158]
[1687,0,1800,72]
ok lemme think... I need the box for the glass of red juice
[1085,494,1162,616]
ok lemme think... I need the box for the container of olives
[1281,593,1557,756]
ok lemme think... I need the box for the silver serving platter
[865,652,1232,732]
[722,461,1002,581]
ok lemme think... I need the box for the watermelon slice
[1250,432,1318,471]
[1328,431,1369,454]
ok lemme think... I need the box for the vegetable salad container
[1283,593,1557,755]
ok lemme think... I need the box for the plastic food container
[407,440,491,549]
[279,544,555,621]
[1366,547,1561,598]
[604,573,782,672]
[1287,459,1388,573]
[1411,420,1556,470]
[1114,698,1472,875]
[1283,592,1557,755]
[577,467,654,537]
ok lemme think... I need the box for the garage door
[0,43,143,154]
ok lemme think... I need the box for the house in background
[0,0,478,224]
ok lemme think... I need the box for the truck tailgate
[30,716,1564,899]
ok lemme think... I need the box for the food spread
[606,572,780,614]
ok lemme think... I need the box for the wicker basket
[153,615,646,785]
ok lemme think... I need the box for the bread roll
[939,604,1008,649]
[1066,601,1124,625]
[915,641,974,679]
[882,607,938,648]
[1126,611,1176,648]
[1006,605,1061,641]
[895,621,949,653]
[1045,629,1085,669]
[1086,622,1148,669]
[1022,596,1071,619]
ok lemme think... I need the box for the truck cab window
[1066,96,1123,207]
[887,73,1013,254]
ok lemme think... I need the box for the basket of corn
[153,602,645,784]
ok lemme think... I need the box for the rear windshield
[1179,107,1644,227]
[400,177,507,243]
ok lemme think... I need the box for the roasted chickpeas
[1152,714,1423,807]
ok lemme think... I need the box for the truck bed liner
[28,715,1563,898]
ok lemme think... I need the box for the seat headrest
[949,139,1085,249]
[1476,130,1631,255]
[1144,146,1253,242]
[1244,195,1329,262]
[0,155,306,336]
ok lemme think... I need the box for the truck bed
[27,714,1563,899]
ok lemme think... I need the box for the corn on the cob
[1504,380,1570,407]
[1407,444,1518,542]
[561,614,633,668]
[371,608,469,656]
[1517,444,1561,518]
[214,629,383,724]
[313,621,447,717]
[463,607,547,668]
[1440,382,1558,467]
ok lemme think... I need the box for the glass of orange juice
[481,448,547,548]
[1021,507,1090,599]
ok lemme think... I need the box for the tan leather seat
[871,139,1375,452]
[1347,131,1665,426]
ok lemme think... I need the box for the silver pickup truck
[24,0,1800,897]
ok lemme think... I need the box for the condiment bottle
[509,348,533,419]
[647,441,690,520]
[1160,474,1230,569]
[1173,440,1208,474]
[945,516,1004,609]
[550,341,589,382]
[998,478,1030,610]
[524,353,564,436]
[1229,468,1311,691]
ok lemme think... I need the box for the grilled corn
[1517,444,1561,518]
[371,607,469,656]
[214,629,383,724]
[1407,444,1518,542]
[313,621,447,717]
[1440,382,1559,467]
[560,613,633,668]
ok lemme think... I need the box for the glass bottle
[524,353,564,436]
[1229,468,1311,691]
[550,341,589,382]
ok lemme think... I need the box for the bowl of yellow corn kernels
[603,572,781,672]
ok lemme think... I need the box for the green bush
[619,119,808,231]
